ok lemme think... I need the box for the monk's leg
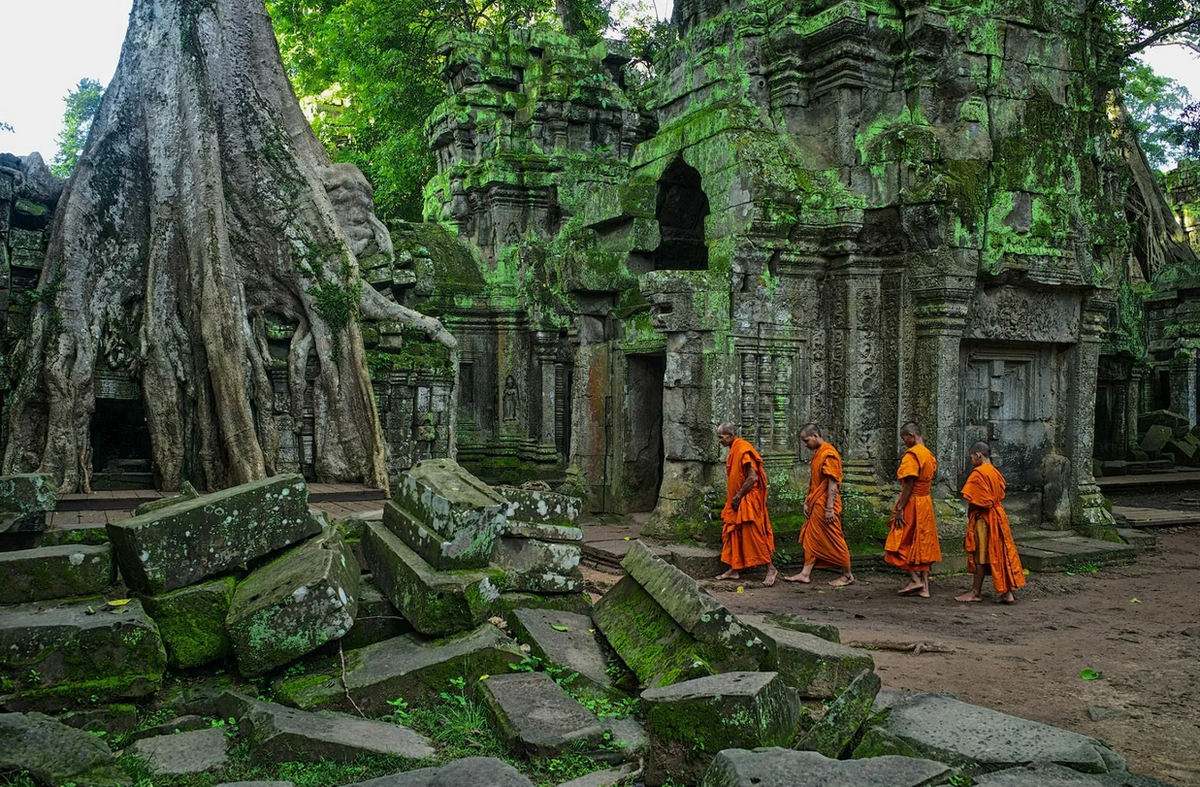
[715,568,740,580]
[783,562,815,583]
[829,567,854,587]
[763,562,778,587]
[899,569,924,595]
[955,567,986,602]
[916,570,930,599]
[997,590,1016,604]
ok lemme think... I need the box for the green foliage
[51,78,105,178]
[1122,59,1192,169]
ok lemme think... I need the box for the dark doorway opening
[90,398,154,489]
[653,158,710,271]
[1156,368,1172,411]
[622,354,665,512]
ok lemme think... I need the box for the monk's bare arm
[825,479,838,524]
[733,466,758,509]
[893,477,916,527]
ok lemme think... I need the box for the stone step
[1015,536,1137,572]
[128,727,229,776]
[1112,504,1200,528]
[505,608,614,695]
[479,671,608,757]
[1116,528,1156,550]
[0,543,113,603]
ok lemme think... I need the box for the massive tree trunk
[1,0,454,493]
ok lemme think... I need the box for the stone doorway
[90,397,154,489]
[621,354,665,512]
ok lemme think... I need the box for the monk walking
[784,424,854,586]
[956,441,1025,604]
[885,422,941,597]
[716,423,778,586]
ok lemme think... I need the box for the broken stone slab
[665,544,724,579]
[506,608,613,695]
[0,543,113,603]
[41,524,110,547]
[0,597,166,708]
[345,756,534,786]
[1140,425,1172,454]
[233,695,434,763]
[340,575,413,650]
[795,668,881,758]
[0,711,127,787]
[383,499,493,571]
[362,518,502,636]
[107,474,318,594]
[393,458,506,566]
[0,473,56,534]
[227,530,360,676]
[699,748,955,787]
[1137,409,1190,435]
[479,671,608,757]
[140,576,236,669]
[642,671,800,786]
[498,520,584,542]
[505,569,584,594]
[58,704,139,734]
[852,692,1127,775]
[742,614,875,698]
[592,574,708,688]
[556,763,639,787]
[134,481,200,516]
[128,714,210,742]
[621,541,770,673]
[973,763,1178,786]
[602,716,650,764]
[492,591,594,618]
[491,536,582,579]
[760,613,841,643]
[127,727,229,776]
[272,623,523,714]
[497,486,582,525]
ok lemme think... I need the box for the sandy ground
[589,528,1200,785]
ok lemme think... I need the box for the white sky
[1,3,1199,159]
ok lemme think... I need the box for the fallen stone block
[383,499,489,571]
[0,543,113,603]
[340,576,413,650]
[58,704,139,734]
[603,716,650,763]
[0,473,55,535]
[393,459,506,568]
[273,623,523,714]
[592,574,707,688]
[0,711,126,787]
[227,531,360,676]
[362,519,502,636]
[128,714,209,742]
[134,481,200,516]
[140,576,236,669]
[973,763,1178,786]
[491,537,582,584]
[498,520,583,542]
[621,541,770,672]
[796,668,881,757]
[665,544,724,579]
[853,692,1127,775]
[127,727,228,776]
[742,614,875,698]
[0,597,166,707]
[1140,424,1172,454]
[236,695,433,763]
[506,608,613,695]
[345,756,534,786]
[107,475,318,594]
[1137,409,1189,435]
[642,671,800,785]
[492,591,593,618]
[700,747,955,787]
[497,486,581,525]
[556,763,638,787]
[761,613,841,643]
[480,671,608,757]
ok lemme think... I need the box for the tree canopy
[50,78,105,178]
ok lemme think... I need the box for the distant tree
[0,121,13,134]
[51,78,105,178]
[1122,59,1192,170]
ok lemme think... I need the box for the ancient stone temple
[401,0,1132,534]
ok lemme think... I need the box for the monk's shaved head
[900,422,921,437]
[717,422,737,436]
[799,423,822,438]
[970,441,991,457]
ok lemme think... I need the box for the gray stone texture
[497,486,582,525]
[479,671,608,757]
[340,576,413,650]
[0,474,55,534]
[0,711,126,787]
[506,608,613,695]
[347,757,534,786]
[761,613,841,643]
[555,763,638,787]
[491,536,582,591]
[106,475,318,594]
[127,727,229,776]
[237,696,434,763]
[128,714,209,742]
[393,458,506,569]
[854,693,1127,776]
[973,763,1178,786]
[743,614,875,698]
[1141,425,1172,453]
[0,543,113,603]
[591,574,708,687]
[796,668,881,758]
[700,748,955,787]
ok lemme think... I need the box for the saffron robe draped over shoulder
[961,462,1025,595]
[884,444,942,572]
[721,437,775,570]
[800,442,852,570]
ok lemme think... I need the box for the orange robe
[884,444,942,572]
[961,462,1025,595]
[721,437,775,570]
[800,442,852,570]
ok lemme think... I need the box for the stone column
[1126,365,1144,457]
[1071,295,1116,532]
[837,265,886,492]
[1170,350,1198,426]
[532,331,560,465]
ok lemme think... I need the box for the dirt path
[696,529,1200,786]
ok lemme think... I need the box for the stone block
[795,668,881,757]
[498,520,584,542]
[1140,425,1172,454]
[479,672,608,757]
[106,475,318,594]
[273,624,523,714]
[227,531,360,676]
[743,614,875,698]
[0,597,166,707]
[556,763,639,787]
[140,576,236,669]
[492,536,582,576]
[592,575,706,688]
[340,576,413,650]
[0,544,113,603]
[620,541,770,671]
[973,763,1177,786]
[665,544,724,579]
[236,696,434,763]
[700,748,955,787]
[128,715,209,742]
[506,608,613,695]
[760,613,841,643]
[1167,438,1198,464]
[0,711,126,786]
[853,692,1126,776]
[1137,409,1189,435]
[492,591,594,618]
[394,459,505,561]
[383,499,489,571]
[344,757,534,786]
[134,481,200,516]
[362,519,501,636]
[642,671,800,786]
[497,486,582,525]
[0,473,55,534]
[127,727,228,776]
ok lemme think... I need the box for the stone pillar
[1071,295,1116,533]
[533,331,560,464]
[1170,350,1198,426]
[836,265,887,492]
[1126,365,1144,457]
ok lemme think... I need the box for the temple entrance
[90,397,154,489]
[621,354,665,512]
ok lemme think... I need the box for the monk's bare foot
[898,581,924,595]
[714,569,740,581]
[955,591,983,602]
[764,565,778,587]
[782,572,811,584]
[829,575,855,587]
[916,587,930,598]
[997,592,1016,604]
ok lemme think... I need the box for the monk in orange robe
[784,423,854,586]
[716,423,778,586]
[956,441,1025,604]
[885,422,942,598]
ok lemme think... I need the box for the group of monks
[716,421,1025,603]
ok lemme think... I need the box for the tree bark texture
[1,0,454,493]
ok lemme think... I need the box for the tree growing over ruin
[1,0,455,494]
